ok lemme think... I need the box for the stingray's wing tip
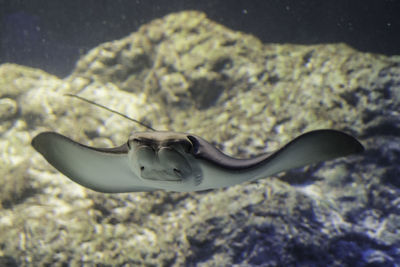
[330,129,365,155]
[32,131,57,154]
[352,137,365,153]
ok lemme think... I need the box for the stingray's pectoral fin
[31,132,155,193]
[261,130,364,177]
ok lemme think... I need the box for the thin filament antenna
[65,94,156,131]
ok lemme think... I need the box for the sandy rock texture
[0,11,399,266]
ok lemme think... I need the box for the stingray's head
[127,132,202,190]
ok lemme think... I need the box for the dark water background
[0,0,399,77]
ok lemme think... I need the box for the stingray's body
[31,130,364,193]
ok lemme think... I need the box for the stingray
[31,95,364,193]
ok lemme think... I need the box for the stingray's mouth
[139,166,188,183]
[141,173,184,183]
[143,176,182,182]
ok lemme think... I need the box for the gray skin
[31,129,364,193]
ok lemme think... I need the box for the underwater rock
[0,98,18,121]
[0,11,399,266]
[70,11,265,110]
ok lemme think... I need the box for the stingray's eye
[187,136,199,154]
[132,138,141,144]
[128,138,143,150]
[140,166,145,171]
